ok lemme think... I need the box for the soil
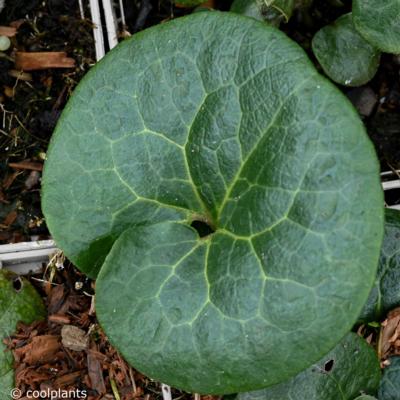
[0,0,399,399]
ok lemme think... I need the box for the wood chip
[48,284,67,314]
[0,188,8,204]
[0,26,17,37]
[9,161,43,171]
[87,352,106,394]
[379,307,400,359]
[15,52,76,71]
[16,335,61,365]
[61,325,88,351]
[2,210,17,226]
[87,349,108,363]
[15,365,53,386]
[53,371,82,388]
[48,314,71,325]
[9,20,25,29]
[2,171,20,190]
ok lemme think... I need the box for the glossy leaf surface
[312,14,380,87]
[232,333,381,400]
[378,356,400,400]
[42,12,384,394]
[353,0,400,54]
[360,209,400,322]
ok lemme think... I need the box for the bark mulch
[5,264,219,400]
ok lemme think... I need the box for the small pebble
[0,35,11,51]
[61,325,88,351]
[347,87,377,117]
[25,170,41,190]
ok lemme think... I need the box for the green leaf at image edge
[0,270,46,398]
[230,332,381,400]
[42,11,384,394]
[312,13,381,87]
[353,0,400,54]
[360,209,400,322]
[378,356,400,400]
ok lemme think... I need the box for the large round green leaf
[231,333,381,400]
[0,270,46,398]
[378,356,400,400]
[353,0,400,54]
[312,13,381,87]
[42,11,384,394]
[360,209,400,322]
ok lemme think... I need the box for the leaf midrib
[215,74,315,224]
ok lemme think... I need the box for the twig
[0,103,13,130]
[110,379,121,400]
[31,277,59,286]
[128,367,137,395]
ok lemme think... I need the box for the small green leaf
[354,396,377,400]
[378,356,400,400]
[360,209,400,322]
[231,0,295,25]
[312,13,381,87]
[231,0,266,22]
[0,270,46,398]
[353,0,400,54]
[232,333,381,400]
[42,11,384,394]
[266,0,295,21]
